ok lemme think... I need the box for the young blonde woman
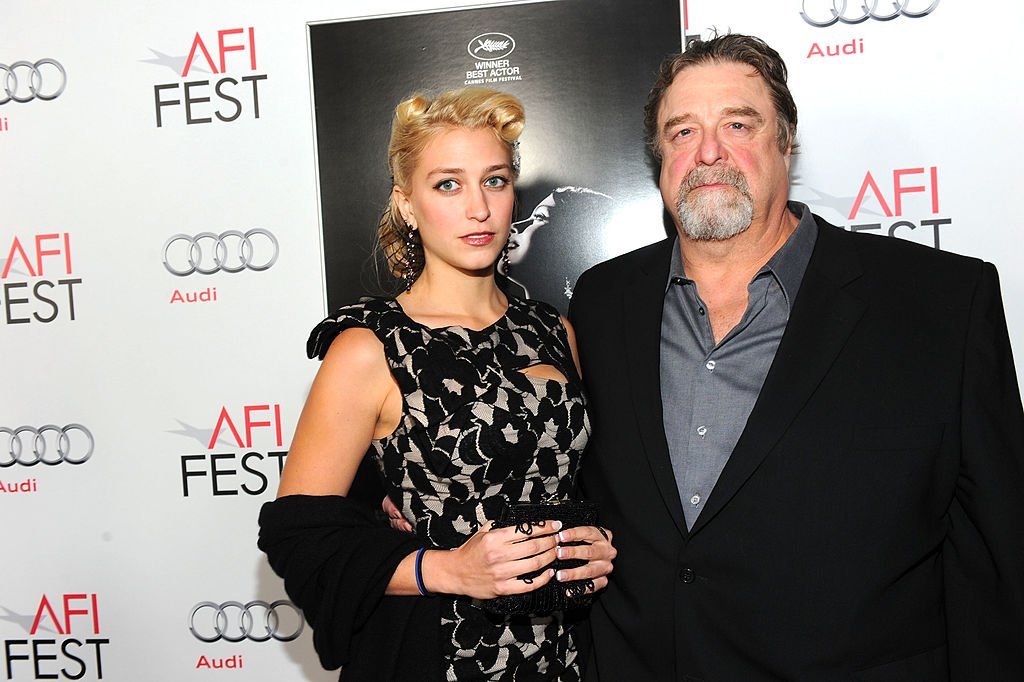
[259,88,615,681]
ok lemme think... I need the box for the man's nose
[696,129,725,166]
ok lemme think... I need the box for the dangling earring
[403,224,419,292]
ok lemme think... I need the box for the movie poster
[310,0,682,314]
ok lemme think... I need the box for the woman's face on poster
[508,193,556,265]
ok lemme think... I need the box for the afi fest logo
[1,232,83,326]
[820,166,950,248]
[2,593,110,680]
[465,33,521,86]
[178,404,288,497]
[150,27,267,127]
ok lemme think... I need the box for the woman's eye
[435,179,459,192]
[484,175,508,188]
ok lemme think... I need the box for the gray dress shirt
[661,201,817,528]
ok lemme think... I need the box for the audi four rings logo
[1,424,94,467]
[162,229,279,276]
[189,601,304,642]
[801,0,940,26]
[1,59,67,105]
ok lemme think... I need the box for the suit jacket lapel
[689,220,866,537]
[622,237,689,539]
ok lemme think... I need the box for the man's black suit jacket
[570,217,1024,680]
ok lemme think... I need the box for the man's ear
[783,126,795,170]
[393,186,415,228]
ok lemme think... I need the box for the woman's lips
[461,232,496,246]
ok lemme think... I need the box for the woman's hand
[422,521,563,599]
[550,525,617,593]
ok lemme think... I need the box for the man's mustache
[681,165,751,197]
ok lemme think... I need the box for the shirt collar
[665,201,818,308]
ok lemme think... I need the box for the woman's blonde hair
[379,87,525,282]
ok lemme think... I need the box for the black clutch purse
[482,499,599,615]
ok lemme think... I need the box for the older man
[570,33,1024,680]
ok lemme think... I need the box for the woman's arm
[278,326,399,497]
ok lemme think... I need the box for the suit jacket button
[679,568,695,583]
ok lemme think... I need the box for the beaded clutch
[482,499,599,615]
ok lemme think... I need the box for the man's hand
[382,495,414,533]
[552,525,617,594]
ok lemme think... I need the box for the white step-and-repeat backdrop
[3,1,1021,679]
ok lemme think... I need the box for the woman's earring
[403,224,419,292]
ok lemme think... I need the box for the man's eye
[729,122,747,130]
[674,128,691,138]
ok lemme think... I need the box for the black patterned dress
[307,296,591,681]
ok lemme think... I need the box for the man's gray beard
[674,166,754,241]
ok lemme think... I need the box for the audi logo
[162,229,279,276]
[1,59,67,105]
[800,0,940,27]
[0,424,94,467]
[189,600,304,643]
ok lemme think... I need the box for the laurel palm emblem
[476,39,510,53]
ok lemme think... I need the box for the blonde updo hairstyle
[380,88,525,282]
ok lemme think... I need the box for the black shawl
[258,494,442,680]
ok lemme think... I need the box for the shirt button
[690,494,701,505]
[679,568,695,583]
[697,306,706,316]
[696,425,708,438]
[705,360,716,371]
